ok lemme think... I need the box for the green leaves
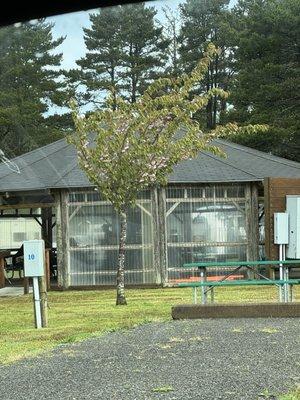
[179,0,233,129]
[0,21,68,157]
[226,0,300,161]
[69,45,232,212]
[73,3,170,109]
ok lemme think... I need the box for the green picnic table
[178,260,300,304]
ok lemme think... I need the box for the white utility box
[274,212,289,244]
[286,196,300,259]
[23,240,45,277]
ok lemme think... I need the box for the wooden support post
[264,177,271,262]
[55,190,70,289]
[23,277,30,294]
[152,188,161,284]
[45,249,51,290]
[251,183,259,261]
[264,177,274,278]
[47,208,53,248]
[245,183,252,262]
[41,207,53,249]
[158,187,167,286]
[38,267,48,327]
[0,257,5,288]
[41,208,48,246]
[245,183,259,278]
[46,208,54,287]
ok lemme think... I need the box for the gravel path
[1,319,300,400]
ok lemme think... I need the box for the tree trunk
[110,65,117,111]
[206,67,213,129]
[212,55,218,128]
[212,95,217,129]
[131,75,137,103]
[116,210,127,305]
[206,99,213,129]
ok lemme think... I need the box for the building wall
[56,183,259,288]
[0,217,41,249]
[66,190,157,286]
[164,185,248,282]
[264,177,300,260]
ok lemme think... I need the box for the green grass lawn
[279,388,300,400]
[0,286,299,364]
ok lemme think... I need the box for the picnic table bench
[177,260,300,304]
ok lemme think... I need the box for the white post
[200,269,207,305]
[24,240,45,329]
[274,213,289,303]
[32,277,42,329]
[283,245,289,302]
[279,244,283,302]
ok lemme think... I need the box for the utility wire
[0,149,20,174]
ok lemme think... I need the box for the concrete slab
[0,286,32,297]
[172,302,300,319]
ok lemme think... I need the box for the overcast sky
[47,0,181,70]
[47,0,237,71]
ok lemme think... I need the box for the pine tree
[226,0,300,161]
[179,0,234,129]
[118,3,170,103]
[72,4,169,108]
[72,6,123,110]
[0,20,68,157]
[162,6,181,78]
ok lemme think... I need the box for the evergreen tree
[71,6,123,110]
[179,0,234,129]
[119,3,170,103]
[71,4,169,108]
[226,0,300,161]
[162,6,182,78]
[0,20,68,157]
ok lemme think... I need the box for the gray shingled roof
[0,137,300,192]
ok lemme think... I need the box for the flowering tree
[68,44,266,305]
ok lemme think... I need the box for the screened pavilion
[0,137,300,289]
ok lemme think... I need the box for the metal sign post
[32,277,42,329]
[282,245,289,302]
[23,240,46,329]
[274,213,289,302]
[278,243,283,302]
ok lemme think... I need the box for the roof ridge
[215,139,300,170]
